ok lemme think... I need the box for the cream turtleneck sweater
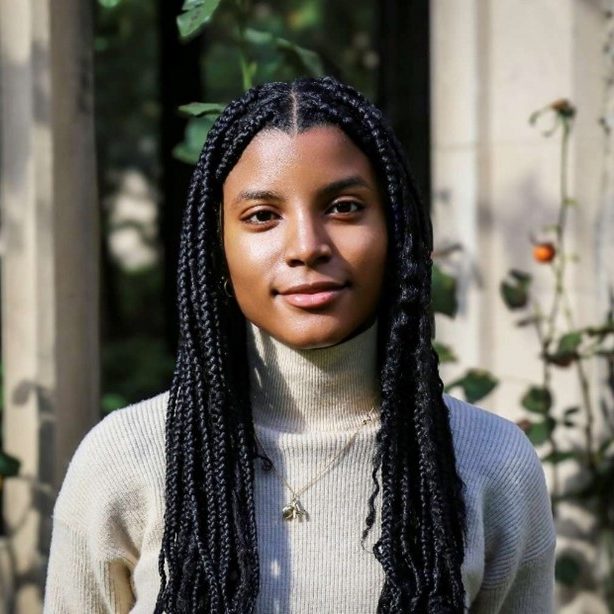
[44,320,555,613]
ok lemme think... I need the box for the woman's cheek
[342,232,387,273]
[227,238,277,293]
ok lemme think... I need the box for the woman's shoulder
[443,391,539,479]
[442,391,552,512]
[52,390,169,529]
[443,392,555,563]
[70,389,169,474]
[95,389,169,457]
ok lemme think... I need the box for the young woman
[44,76,555,613]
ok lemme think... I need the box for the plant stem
[544,117,573,350]
[562,288,576,330]
[556,118,598,470]
[530,299,546,345]
[575,356,598,470]
[235,0,253,91]
[538,116,577,510]
[541,353,560,509]
[239,50,252,91]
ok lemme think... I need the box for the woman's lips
[280,287,346,308]
[276,281,348,309]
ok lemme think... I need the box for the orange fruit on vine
[533,242,556,263]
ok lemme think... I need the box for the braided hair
[154,76,466,613]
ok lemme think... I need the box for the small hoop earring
[223,278,234,298]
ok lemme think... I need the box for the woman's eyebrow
[317,175,372,198]
[231,189,282,207]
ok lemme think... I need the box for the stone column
[0,0,99,611]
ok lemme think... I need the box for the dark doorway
[377,0,431,210]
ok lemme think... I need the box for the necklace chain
[253,402,379,521]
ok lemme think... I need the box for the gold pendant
[282,497,308,521]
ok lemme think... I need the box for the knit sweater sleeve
[471,553,555,613]
[469,431,556,614]
[445,394,556,614]
[43,405,155,613]
[44,518,135,613]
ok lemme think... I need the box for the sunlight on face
[222,125,388,349]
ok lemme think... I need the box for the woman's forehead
[222,125,379,197]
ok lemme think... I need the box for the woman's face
[222,124,388,349]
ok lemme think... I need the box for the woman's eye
[243,209,278,224]
[328,201,363,215]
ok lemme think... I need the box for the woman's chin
[260,316,354,350]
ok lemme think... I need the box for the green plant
[173,0,325,164]
[430,248,500,404]
[498,99,614,602]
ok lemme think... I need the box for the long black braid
[155,76,467,613]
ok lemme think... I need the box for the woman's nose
[284,213,332,268]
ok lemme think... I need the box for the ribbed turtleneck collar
[245,320,381,433]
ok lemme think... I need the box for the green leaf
[172,116,216,164]
[555,554,581,586]
[510,269,532,284]
[431,264,458,318]
[275,38,324,76]
[521,385,552,414]
[182,0,205,9]
[546,332,582,367]
[445,369,498,404]
[558,332,582,352]
[526,417,555,445]
[177,0,221,41]
[500,269,532,310]
[0,449,20,477]
[244,28,275,45]
[433,341,458,364]
[178,102,226,117]
[500,280,528,309]
[541,450,576,464]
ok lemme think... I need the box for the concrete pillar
[0,0,99,611]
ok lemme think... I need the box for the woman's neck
[245,320,380,433]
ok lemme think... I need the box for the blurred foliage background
[94,0,429,413]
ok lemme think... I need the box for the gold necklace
[253,404,379,522]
